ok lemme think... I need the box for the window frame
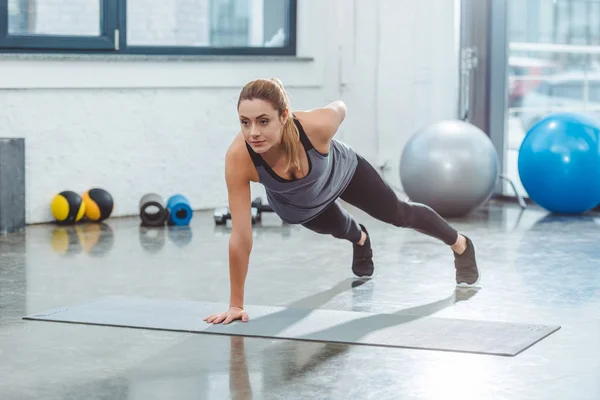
[0,0,118,51]
[0,0,297,56]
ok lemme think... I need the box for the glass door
[505,0,600,198]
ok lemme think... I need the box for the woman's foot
[453,235,481,287]
[352,224,374,277]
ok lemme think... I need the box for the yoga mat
[23,295,560,357]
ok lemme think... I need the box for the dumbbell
[213,206,259,225]
[213,207,231,225]
[251,197,273,222]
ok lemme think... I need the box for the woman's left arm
[301,101,347,143]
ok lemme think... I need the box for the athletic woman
[204,78,480,325]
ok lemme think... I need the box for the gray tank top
[245,117,358,224]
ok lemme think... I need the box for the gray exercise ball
[399,120,500,217]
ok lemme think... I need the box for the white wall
[375,0,461,190]
[0,0,459,224]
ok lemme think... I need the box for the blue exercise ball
[518,112,600,214]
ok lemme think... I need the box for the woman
[204,78,480,325]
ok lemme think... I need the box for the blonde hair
[237,77,300,173]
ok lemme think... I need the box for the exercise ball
[51,190,86,224]
[82,188,114,222]
[399,120,499,217]
[518,112,600,214]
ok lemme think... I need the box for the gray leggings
[302,154,459,246]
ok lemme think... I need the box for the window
[535,82,550,95]
[0,0,297,55]
[588,81,600,102]
[551,81,585,100]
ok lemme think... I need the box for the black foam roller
[139,193,170,227]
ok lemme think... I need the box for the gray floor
[1,200,599,400]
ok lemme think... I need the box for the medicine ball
[82,188,114,222]
[51,191,86,224]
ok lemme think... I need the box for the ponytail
[269,78,300,173]
[281,113,300,173]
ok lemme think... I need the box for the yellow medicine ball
[51,191,85,224]
[82,188,114,222]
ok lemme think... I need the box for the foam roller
[166,194,193,226]
[139,193,170,227]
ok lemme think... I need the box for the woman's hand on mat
[204,306,248,324]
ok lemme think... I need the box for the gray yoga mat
[23,295,560,357]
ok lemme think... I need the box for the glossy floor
[1,201,599,400]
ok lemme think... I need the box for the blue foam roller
[166,194,193,226]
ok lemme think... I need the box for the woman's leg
[340,154,458,245]
[302,201,374,278]
[339,154,480,286]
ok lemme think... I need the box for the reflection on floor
[1,201,599,399]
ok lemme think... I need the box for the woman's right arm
[225,145,254,311]
[204,140,253,325]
